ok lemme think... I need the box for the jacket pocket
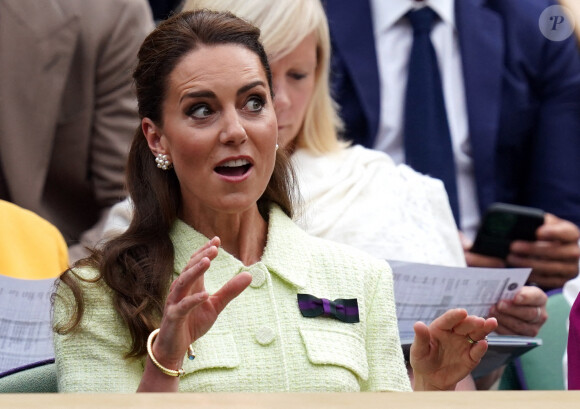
[299,326,368,381]
[182,330,240,375]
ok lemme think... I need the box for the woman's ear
[142,118,167,154]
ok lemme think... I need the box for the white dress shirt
[369,0,480,238]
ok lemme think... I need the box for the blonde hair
[183,0,347,154]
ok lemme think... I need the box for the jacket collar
[170,205,308,290]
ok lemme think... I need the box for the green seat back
[0,360,57,393]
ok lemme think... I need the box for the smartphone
[470,203,545,259]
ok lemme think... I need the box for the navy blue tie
[403,7,460,225]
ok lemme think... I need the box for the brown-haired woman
[54,9,497,393]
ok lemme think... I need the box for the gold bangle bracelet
[146,329,185,377]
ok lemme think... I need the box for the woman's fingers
[210,272,252,315]
[168,256,211,302]
[429,308,468,331]
[410,321,432,360]
[468,338,489,362]
[173,290,210,317]
[169,241,220,297]
[454,316,497,340]
[183,237,221,271]
[466,318,497,362]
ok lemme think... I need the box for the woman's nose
[273,81,290,113]
[219,108,247,145]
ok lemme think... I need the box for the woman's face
[143,44,278,219]
[270,33,318,150]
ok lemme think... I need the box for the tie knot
[406,7,438,33]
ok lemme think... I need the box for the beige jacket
[0,0,154,261]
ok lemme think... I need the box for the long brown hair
[55,10,296,358]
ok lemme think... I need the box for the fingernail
[516,294,524,303]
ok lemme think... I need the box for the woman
[106,0,464,267]
[54,10,496,392]
[181,0,548,338]
[181,0,550,390]
[100,0,548,367]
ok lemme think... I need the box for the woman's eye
[190,105,212,119]
[289,72,307,81]
[245,97,264,112]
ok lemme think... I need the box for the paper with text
[388,260,531,339]
[0,275,57,374]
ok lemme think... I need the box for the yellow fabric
[0,200,68,279]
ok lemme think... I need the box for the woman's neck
[182,204,268,266]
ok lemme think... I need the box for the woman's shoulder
[268,205,391,274]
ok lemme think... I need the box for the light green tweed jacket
[54,206,411,392]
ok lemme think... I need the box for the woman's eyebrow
[180,90,216,104]
[237,80,266,96]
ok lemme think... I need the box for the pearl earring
[275,144,279,151]
[155,153,172,170]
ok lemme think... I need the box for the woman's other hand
[410,309,498,391]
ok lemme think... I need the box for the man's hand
[508,214,579,289]
[488,286,547,336]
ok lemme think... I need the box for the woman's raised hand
[410,309,498,391]
[151,237,252,376]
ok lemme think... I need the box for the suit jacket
[324,0,580,227]
[0,0,154,260]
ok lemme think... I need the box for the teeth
[220,159,249,167]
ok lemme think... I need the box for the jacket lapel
[0,0,79,207]
[455,0,503,212]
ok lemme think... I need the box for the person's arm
[137,237,251,392]
[522,20,580,236]
[55,237,251,392]
[410,309,498,391]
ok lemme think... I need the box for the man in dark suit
[324,0,580,289]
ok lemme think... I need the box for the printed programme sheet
[0,276,57,374]
[388,260,531,339]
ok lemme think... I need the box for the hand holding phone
[470,203,545,259]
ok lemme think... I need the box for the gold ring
[466,335,478,345]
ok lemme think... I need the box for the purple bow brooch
[297,294,359,323]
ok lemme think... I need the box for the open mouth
[214,158,252,177]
